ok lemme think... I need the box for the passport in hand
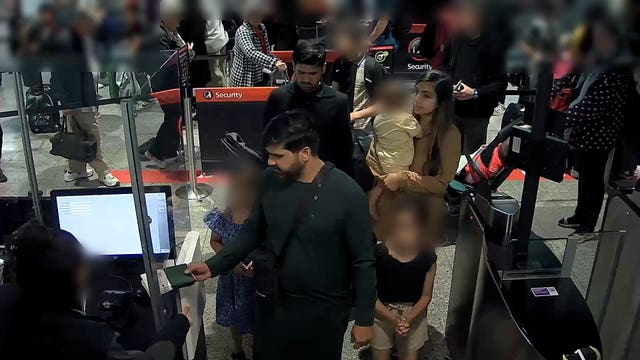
[163,264,196,289]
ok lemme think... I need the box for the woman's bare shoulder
[442,124,462,141]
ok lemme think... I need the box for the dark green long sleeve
[344,191,377,326]
[204,167,376,327]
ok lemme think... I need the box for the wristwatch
[473,89,479,99]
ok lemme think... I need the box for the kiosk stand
[446,67,602,359]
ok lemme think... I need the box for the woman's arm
[400,127,461,195]
[210,232,223,253]
[405,263,437,323]
[369,16,390,44]
[375,299,398,324]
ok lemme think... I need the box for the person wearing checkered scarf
[230,5,286,87]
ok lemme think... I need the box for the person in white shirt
[200,0,230,87]
[204,19,229,87]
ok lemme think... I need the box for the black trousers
[149,104,181,160]
[253,298,349,360]
[573,149,610,230]
[457,115,490,154]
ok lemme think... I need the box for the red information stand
[194,87,276,172]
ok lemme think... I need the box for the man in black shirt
[264,40,354,176]
[442,3,507,153]
[179,0,211,88]
[187,110,376,360]
[331,22,387,191]
[331,21,387,122]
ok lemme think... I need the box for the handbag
[252,162,334,304]
[550,87,575,112]
[49,116,98,163]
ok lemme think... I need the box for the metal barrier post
[14,73,43,221]
[175,94,213,200]
[120,99,165,330]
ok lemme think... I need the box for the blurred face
[457,5,482,36]
[246,12,263,27]
[40,9,56,26]
[75,17,96,36]
[592,24,617,59]
[294,63,325,92]
[413,81,438,117]
[162,14,182,31]
[335,33,362,59]
[390,209,424,249]
[266,144,309,180]
[228,168,257,204]
[378,81,409,111]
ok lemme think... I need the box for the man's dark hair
[393,193,430,229]
[263,109,320,154]
[293,40,326,67]
[7,220,85,309]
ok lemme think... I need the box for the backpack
[25,86,62,134]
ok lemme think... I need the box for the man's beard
[278,161,305,182]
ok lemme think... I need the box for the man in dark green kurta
[187,110,376,360]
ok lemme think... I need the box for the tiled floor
[0,73,603,359]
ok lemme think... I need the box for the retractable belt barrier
[193,87,276,172]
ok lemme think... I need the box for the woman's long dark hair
[7,221,86,310]
[414,69,455,176]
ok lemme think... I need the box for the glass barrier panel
[4,63,195,351]
[0,72,42,285]
[492,237,568,282]
[124,50,219,357]
[506,231,627,298]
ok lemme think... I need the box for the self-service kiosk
[445,71,602,359]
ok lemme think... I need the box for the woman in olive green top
[187,110,376,360]
[367,70,462,241]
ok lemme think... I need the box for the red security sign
[194,87,276,103]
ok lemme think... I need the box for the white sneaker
[135,101,150,111]
[65,168,95,182]
[100,173,120,187]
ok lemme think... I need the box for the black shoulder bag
[252,163,334,304]
[49,115,98,163]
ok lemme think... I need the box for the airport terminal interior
[0,72,624,360]
[0,0,640,360]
